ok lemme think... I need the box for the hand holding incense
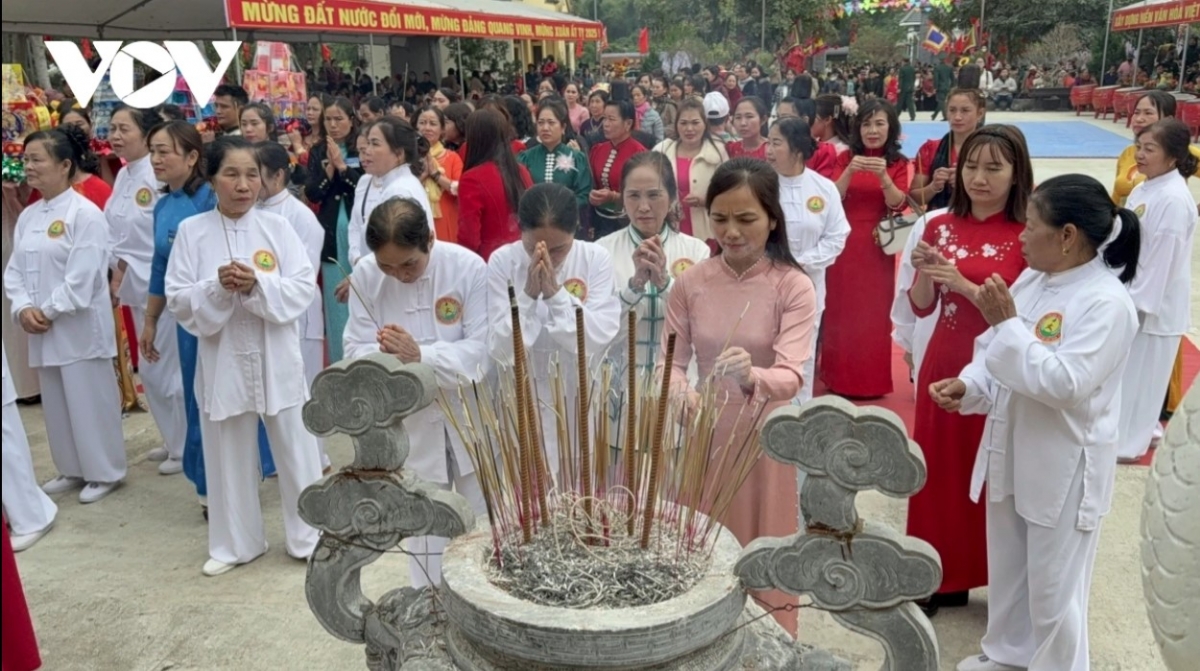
[328,257,380,330]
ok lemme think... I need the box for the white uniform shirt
[4,188,116,367]
[1123,170,1196,336]
[347,165,435,265]
[343,242,490,484]
[958,258,1137,530]
[891,207,951,372]
[487,240,622,381]
[778,169,850,313]
[164,208,315,421]
[259,190,326,342]
[105,155,160,308]
[596,225,710,372]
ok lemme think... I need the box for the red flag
[600,27,609,52]
[638,27,649,55]
[81,39,94,60]
[320,43,332,62]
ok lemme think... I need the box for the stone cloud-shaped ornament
[298,354,474,670]
[736,397,942,671]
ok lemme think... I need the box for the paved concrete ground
[9,111,1197,670]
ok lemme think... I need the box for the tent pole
[369,33,377,95]
[232,28,243,82]
[457,37,464,92]
[1100,0,1114,81]
[1179,24,1190,93]
[1136,28,1144,72]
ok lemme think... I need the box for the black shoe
[916,598,939,617]
[937,590,970,607]
[15,394,41,406]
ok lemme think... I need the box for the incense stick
[624,309,638,535]
[576,307,592,541]
[508,284,534,542]
[641,331,676,549]
[327,257,380,330]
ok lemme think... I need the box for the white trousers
[403,445,485,588]
[981,461,1100,671]
[299,337,331,469]
[198,405,322,564]
[1116,331,1179,460]
[794,313,822,406]
[129,306,187,460]
[2,399,58,534]
[38,359,127,483]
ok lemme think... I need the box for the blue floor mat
[899,121,1129,159]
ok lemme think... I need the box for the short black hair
[214,84,249,106]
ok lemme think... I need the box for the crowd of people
[1,52,1198,671]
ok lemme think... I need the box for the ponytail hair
[1030,174,1141,284]
[58,123,100,176]
[1107,207,1142,284]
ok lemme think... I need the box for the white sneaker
[158,458,183,475]
[79,481,120,504]
[42,475,83,495]
[203,543,268,577]
[956,654,1026,671]
[146,447,169,462]
[10,522,53,552]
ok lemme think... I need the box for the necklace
[722,253,765,280]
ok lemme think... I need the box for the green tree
[848,23,907,65]
[928,0,1112,61]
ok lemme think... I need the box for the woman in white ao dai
[343,196,490,587]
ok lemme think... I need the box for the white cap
[703,91,730,120]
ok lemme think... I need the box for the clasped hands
[218,261,258,294]
[18,307,51,334]
[630,234,668,292]
[524,241,561,299]
[377,324,421,363]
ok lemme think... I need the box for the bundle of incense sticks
[641,332,676,549]
[508,284,535,542]
[576,307,593,541]
[442,299,765,560]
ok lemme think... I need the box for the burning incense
[576,307,593,539]
[641,331,677,549]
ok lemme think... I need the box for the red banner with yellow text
[225,0,603,41]
[1112,0,1200,31]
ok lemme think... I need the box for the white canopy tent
[2,0,600,44]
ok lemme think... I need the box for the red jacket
[458,162,533,261]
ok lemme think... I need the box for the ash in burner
[485,509,709,610]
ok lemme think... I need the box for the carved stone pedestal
[438,527,747,670]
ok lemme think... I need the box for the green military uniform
[933,61,955,121]
[899,62,917,121]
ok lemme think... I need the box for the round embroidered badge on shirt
[806,196,825,213]
[435,296,463,325]
[563,278,588,301]
[253,250,278,272]
[1133,204,1146,218]
[671,258,695,278]
[46,220,66,238]
[1035,312,1063,343]
[135,187,153,206]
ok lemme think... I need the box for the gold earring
[1061,247,1070,256]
